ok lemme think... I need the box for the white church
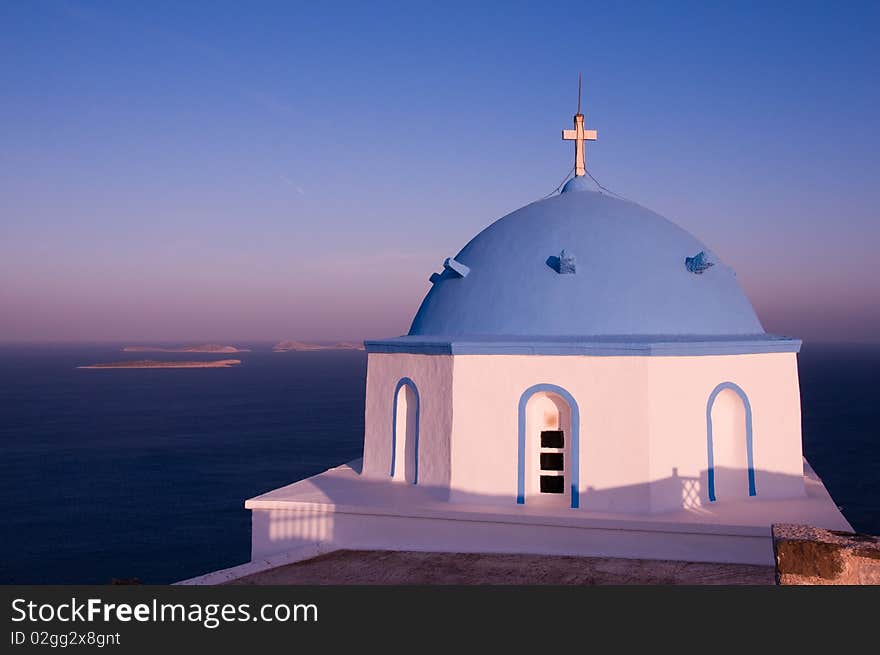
[243,92,851,567]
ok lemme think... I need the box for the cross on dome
[561,74,597,177]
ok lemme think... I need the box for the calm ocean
[0,343,876,584]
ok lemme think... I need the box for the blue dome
[409,186,764,338]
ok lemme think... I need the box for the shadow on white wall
[254,460,806,558]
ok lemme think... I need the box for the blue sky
[1,1,878,342]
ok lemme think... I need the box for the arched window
[391,378,420,484]
[706,382,756,502]
[517,384,580,508]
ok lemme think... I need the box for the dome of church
[409,184,764,338]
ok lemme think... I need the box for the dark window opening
[541,430,564,448]
[540,453,564,471]
[540,475,565,494]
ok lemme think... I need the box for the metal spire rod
[562,74,597,177]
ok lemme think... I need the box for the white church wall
[361,353,454,489]
[448,351,803,513]
[646,352,805,513]
[362,350,805,515]
[448,355,651,512]
[249,505,775,565]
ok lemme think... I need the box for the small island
[121,344,250,353]
[273,340,365,352]
[79,359,242,369]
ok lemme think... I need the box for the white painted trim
[249,507,775,565]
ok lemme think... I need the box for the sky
[1,1,878,343]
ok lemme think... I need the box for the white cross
[562,113,597,177]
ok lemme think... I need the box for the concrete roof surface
[225,549,774,585]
